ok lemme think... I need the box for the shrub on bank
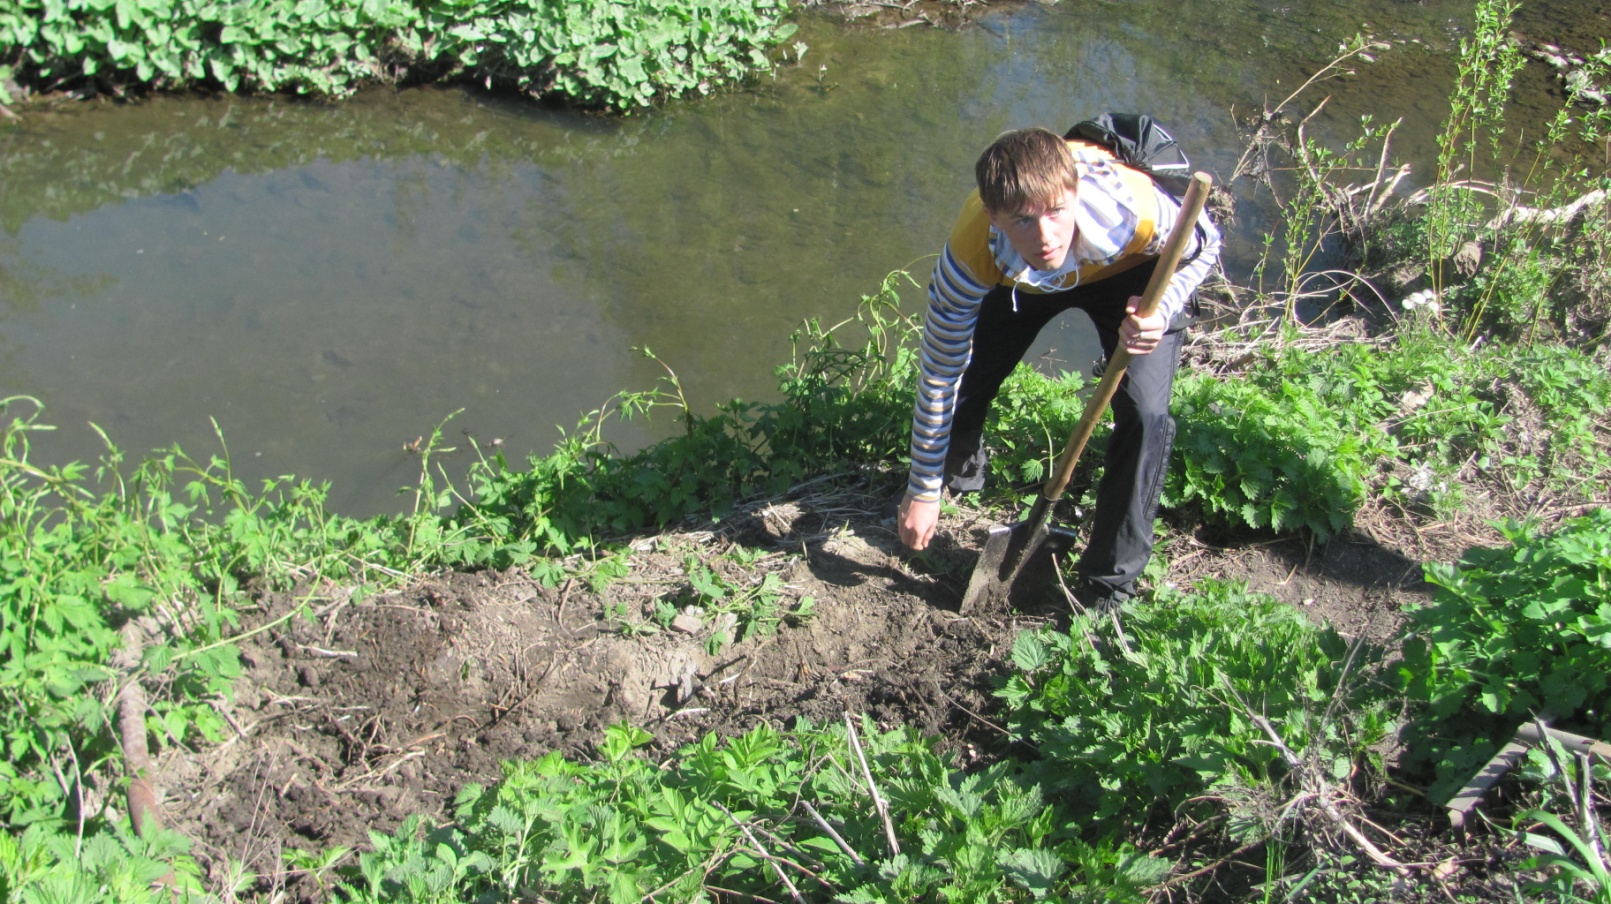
[1159,329,1611,541]
[0,0,798,108]
[1400,509,1611,800]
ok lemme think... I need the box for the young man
[896,126,1220,607]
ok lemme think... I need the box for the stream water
[0,0,1602,515]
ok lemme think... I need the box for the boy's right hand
[898,494,940,551]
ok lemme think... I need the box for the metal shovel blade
[959,518,1078,613]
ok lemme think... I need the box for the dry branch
[711,800,807,902]
[112,625,162,837]
[802,801,865,865]
[1486,188,1607,231]
[844,713,901,856]
[1244,706,1410,876]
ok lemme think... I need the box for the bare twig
[710,801,806,902]
[844,713,900,856]
[1160,838,1264,887]
[1357,121,1399,230]
[298,644,357,659]
[929,679,1031,747]
[1245,706,1410,875]
[1487,188,1606,230]
[801,801,865,865]
[113,627,163,838]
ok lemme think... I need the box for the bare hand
[1121,296,1168,355]
[898,494,940,551]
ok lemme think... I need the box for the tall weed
[1410,0,1609,341]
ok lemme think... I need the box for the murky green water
[0,0,1600,514]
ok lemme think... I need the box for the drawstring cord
[1010,267,1080,313]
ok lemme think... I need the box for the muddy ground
[151,472,1482,902]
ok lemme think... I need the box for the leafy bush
[1401,0,1610,342]
[336,720,1160,903]
[0,0,798,109]
[1399,510,1611,799]
[1167,368,1376,538]
[998,581,1391,827]
[1162,329,1610,538]
[0,400,249,829]
[1512,346,1611,490]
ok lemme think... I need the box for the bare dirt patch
[156,482,1443,900]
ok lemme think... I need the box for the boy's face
[987,188,1078,271]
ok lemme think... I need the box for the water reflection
[0,0,1595,515]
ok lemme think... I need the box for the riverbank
[7,244,1610,901]
[24,288,1603,900]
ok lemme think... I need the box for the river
[0,0,1600,515]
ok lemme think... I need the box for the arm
[902,242,992,550]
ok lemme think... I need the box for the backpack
[1065,112,1209,285]
[1064,113,1193,200]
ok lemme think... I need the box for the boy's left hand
[1121,297,1167,355]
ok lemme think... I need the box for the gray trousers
[943,261,1185,599]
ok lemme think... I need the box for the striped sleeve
[907,240,993,502]
[1143,182,1222,323]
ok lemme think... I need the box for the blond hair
[974,128,1076,214]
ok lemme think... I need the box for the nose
[1032,217,1059,251]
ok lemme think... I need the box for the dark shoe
[1073,580,1131,616]
[1072,590,1135,658]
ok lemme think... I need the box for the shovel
[959,172,1213,614]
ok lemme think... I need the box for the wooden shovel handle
[1040,172,1213,501]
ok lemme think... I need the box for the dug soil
[157,475,1474,901]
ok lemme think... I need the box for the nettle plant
[1160,326,1610,539]
[999,580,1392,828]
[1399,510,1611,799]
[1166,368,1379,539]
[337,719,1160,903]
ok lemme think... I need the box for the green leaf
[1011,632,1050,672]
[1000,847,1065,898]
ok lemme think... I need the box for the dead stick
[1248,709,1408,874]
[802,801,865,865]
[845,714,900,856]
[710,801,805,903]
[114,627,162,838]
[1161,838,1263,887]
